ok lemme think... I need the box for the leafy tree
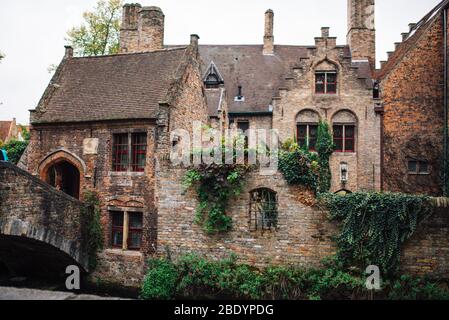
[0,51,4,62]
[66,0,122,56]
[316,121,335,193]
[1,140,28,164]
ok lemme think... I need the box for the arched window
[249,188,278,231]
[332,110,357,153]
[296,110,320,151]
[315,60,338,94]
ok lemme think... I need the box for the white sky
[0,0,442,124]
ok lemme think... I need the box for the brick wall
[380,15,445,196]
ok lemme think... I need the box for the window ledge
[333,152,356,156]
[108,171,146,177]
[104,249,143,257]
[408,173,431,176]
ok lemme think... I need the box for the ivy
[0,140,28,165]
[183,164,251,234]
[320,192,434,276]
[278,121,334,194]
[81,191,104,271]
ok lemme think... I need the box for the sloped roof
[199,45,310,114]
[32,47,188,124]
[376,0,448,80]
[199,45,371,115]
[0,121,12,142]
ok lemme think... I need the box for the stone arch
[331,109,358,124]
[0,218,88,273]
[295,109,321,151]
[313,57,340,72]
[39,149,86,199]
[295,109,321,123]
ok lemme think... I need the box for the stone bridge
[0,161,88,278]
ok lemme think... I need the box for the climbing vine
[278,121,334,194]
[81,191,104,271]
[320,192,434,276]
[183,164,251,234]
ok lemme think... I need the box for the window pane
[419,161,429,174]
[129,213,143,229]
[131,133,147,172]
[112,230,123,247]
[333,125,343,138]
[309,125,318,151]
[345,126,355,138]
[129,231,142,249]
[345,138,355,152]
[112,212,124,227]
[297,125,307,148]
[327,83,337,94]
[315,73,325,93]
[113,134,129,172]
[327,73,337,83]
[408,161,418,173]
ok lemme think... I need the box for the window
[297,124,318,151]
[408,160,430,175]
[316,72,337,94]
[110,211,143,250]
[112,134,129,172]
[333,125,355,153]
[203,61,224,89]
[249,188,278,231]
[112,132,147,172]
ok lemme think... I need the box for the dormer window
[203,61,224,89]
[315,71,337,94]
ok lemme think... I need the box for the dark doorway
[45,161,80,199]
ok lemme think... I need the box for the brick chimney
[263,9,274,55]
[347,0,376,69]
[119,4,165,53]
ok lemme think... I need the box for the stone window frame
[315,71,337,94]
[109,208,144,251]
[296,109,321,152]
[332,110,358,154]
[249,188,279,232]
[111,129,148,173]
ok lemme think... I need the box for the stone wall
[380,14,445,196]
[157,164,338,267]
[25,120,157,284]
[0,161,87,272]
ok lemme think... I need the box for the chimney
[64,46,73,59]
[347,0,376,69]
[119,4,165,53]
[321,27,330,38]
[138,6,165,52]
[190,34,199,47]
[119,3,142,53]
[263,9,274,55]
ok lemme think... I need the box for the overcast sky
[0,0,441,124]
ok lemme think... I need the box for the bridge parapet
[0,161,88,272]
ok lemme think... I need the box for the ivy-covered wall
[157,163,449,278]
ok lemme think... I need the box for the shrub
[1,139,28,164]
[141,258,178,300]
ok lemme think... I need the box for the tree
[66,0,122,57]
[0,51,4,63]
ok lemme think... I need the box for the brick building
[376,0,449,196]
[18,1,448,286]
[0,118,27,144]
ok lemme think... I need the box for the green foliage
[183,164,251,234]
[141,258,178,300]
[316,121,335,193]
[67,0,122,56]
[1,139,28,164]
[387,275,449,300]
[320,192,434,276]
[141,253,449,300]
[0,51,4,62]
[81,191,104,271]
[279,121,334,194]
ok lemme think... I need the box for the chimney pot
[64,46,73,59]
[321,27,330,38]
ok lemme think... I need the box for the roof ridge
[71,46,188,60]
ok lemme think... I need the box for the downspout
[444,7,449,196]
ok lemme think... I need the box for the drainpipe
[444,7,449,196]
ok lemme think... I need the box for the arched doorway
[44,160,80,199]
